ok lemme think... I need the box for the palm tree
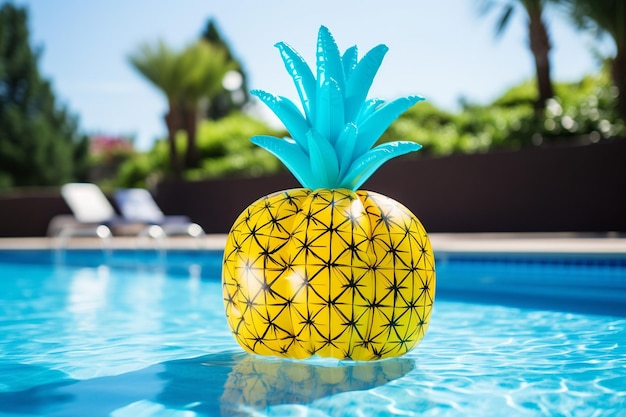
[129,39,232,175]
[176,41,234,168]
[479,0,557,111]
[564,0,626,123]
[129,40,184,176]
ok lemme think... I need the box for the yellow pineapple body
[222,188,435,360]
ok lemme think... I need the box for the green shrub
[382,66,623,157]
[115,67,623,188]
[115,112,285,187]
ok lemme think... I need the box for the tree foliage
[129,38,234,176]
[201,19,250,120]
[112,65,622,190]
[563,0,626,122]
[478,0,560,110]
[380,65,623,156]
[115,112,285,188]
[0,3,88,190]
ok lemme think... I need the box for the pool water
[0,249,625,416]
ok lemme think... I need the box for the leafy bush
[381,66,623,157]
[115,67,624,188]
[115,112,285,187]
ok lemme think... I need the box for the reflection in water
[67,266,110,331]
[0,351,414,416]
[219,354,414,414]
[159,352,415,415]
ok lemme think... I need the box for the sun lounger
[113,188,205,238]
[47,183,129,239]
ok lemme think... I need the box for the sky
[11,0,615,151]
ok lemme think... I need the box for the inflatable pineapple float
[222,26,435,361]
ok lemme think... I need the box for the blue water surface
[0,249,625,416]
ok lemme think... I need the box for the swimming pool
[0,248,624,416]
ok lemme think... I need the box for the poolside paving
[0,233,625,256]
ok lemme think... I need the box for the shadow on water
[0,351,415,416]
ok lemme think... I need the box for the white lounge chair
[47,183,126,239]
[114,188,205,238]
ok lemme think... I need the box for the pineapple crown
[251,26,424,191]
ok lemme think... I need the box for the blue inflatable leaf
[335,123,358,177]
[253,27,425,191]
[251,90,310,153]
[275,42,316,123]
[251,135,315,187]
[356,98,385,124]
[342,45,358,80]
[307,130,339,189]
[315,79,344,145]
[344,44,388,122]
[316,26,344,93]
[353,96,424,158]
[340,141,422,190]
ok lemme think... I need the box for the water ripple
[0,263,625,416]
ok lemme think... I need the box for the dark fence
[156,139,626,234]
[1,140,625,237]
[0,190,70,237]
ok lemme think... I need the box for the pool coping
[429,233,626,257]
[0,233,625,257]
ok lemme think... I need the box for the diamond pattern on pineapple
[223,188,435,360]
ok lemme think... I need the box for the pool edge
[1,233,625,257]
